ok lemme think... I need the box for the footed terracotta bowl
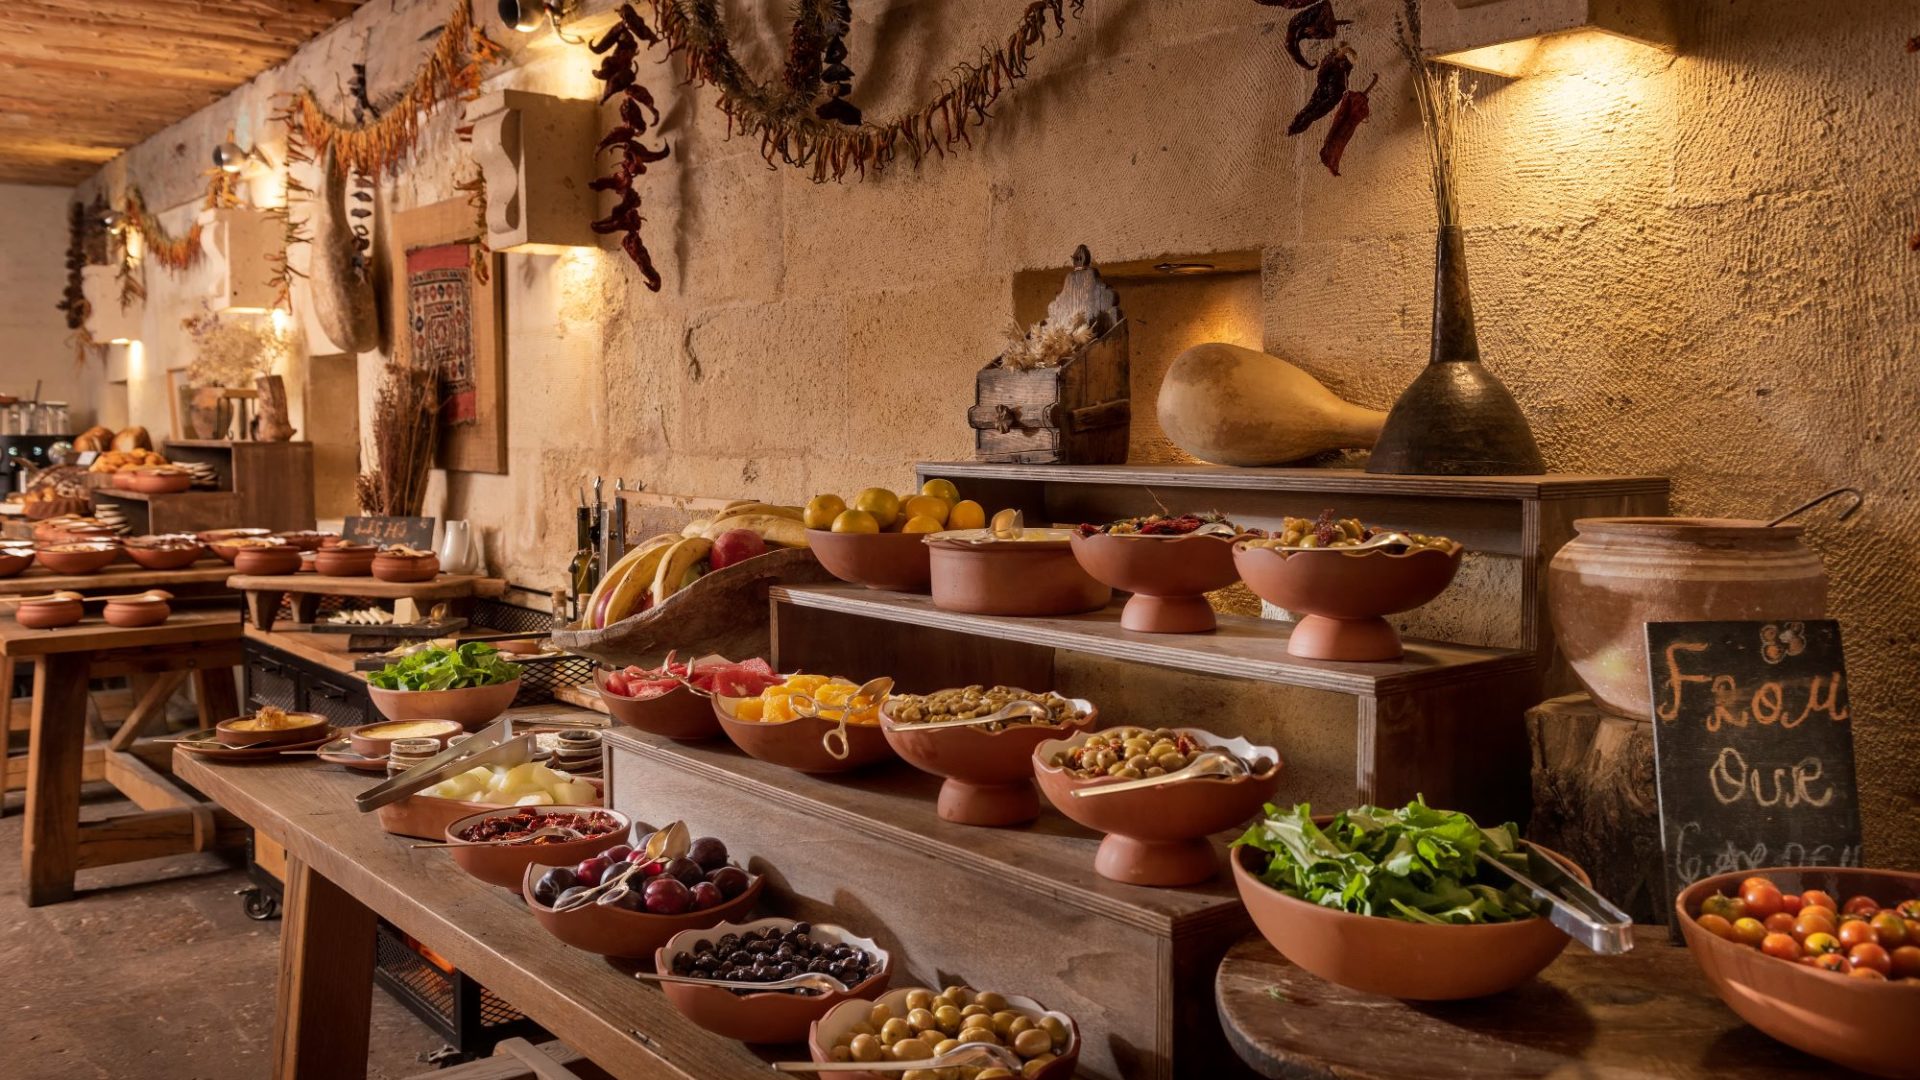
[1678,867,1920,1078]
[656,918,891,1043]
[809,986,1080,1080]
[880,696,1097,827]
[1069,532,1241,633]
[1232,842,1583,1000]
[1034,728,1283,887]
[122,539,205,570]
[522,860,766,959]
[1234,541,1463,661]
[441,805,631,892]
[597,669,723,742]
[367,678,522,730]
[926,530,1111,617]
[806,528,932,592]
[712,692,896,774]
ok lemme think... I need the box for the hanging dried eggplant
[1287,47,1352,134]
[1318,74,1376,175]
[1285,1,1349,69]
[592,4,670,291]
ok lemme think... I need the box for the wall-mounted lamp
[499,0,583,43]
[212,141,275,174]
[1422,0,1677,77]
[100,209,126,234]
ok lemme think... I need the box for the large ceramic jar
[1548,518,1827,719]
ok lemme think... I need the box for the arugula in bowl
[367,642,522,692]
[1235,797,1541,925]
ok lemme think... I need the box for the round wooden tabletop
[1215,931,1862,1079]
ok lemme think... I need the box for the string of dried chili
[1285,0,1349,69]
[1287,47,1351,135]
[1318,73,1377,176]
[591,5,671,291]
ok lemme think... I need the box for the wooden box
[970,246,1130,464]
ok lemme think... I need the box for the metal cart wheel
[238,885,281,921]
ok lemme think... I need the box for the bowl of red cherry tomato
[1678,867,1920,1078]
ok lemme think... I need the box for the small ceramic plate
[172,728,335,760]
[314,737,389,773]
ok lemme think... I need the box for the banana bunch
[679,501,810,549]
[581,501,811,629]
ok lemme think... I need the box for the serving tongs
[354,718,537,813]
[553,821,690,912]
[1071,748,1264,798]
[636,970,851,996]
[792,676,893,760]
[772,1041,1022,1073]
[1477,841,1635,955]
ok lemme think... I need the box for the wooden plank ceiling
[0,0,369,186]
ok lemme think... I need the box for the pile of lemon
[804,478,985,536]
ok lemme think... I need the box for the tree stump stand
[1527,692,1666,924]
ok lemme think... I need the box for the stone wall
[72,0,1920,861]
[0,183,95,430]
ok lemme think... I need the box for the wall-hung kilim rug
[406,241,479,425]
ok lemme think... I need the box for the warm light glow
[124,229,145,261]
[270,308,293,335]
[126,340,145,375]
[108,338,133,346]
[1436,27,1670,79]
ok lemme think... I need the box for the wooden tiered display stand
[230,572,507,631]
[90,440,316,535]
[592,463,1670,1079]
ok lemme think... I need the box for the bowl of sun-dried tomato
[442,806,631,893]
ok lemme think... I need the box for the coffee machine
[1,435,68,494]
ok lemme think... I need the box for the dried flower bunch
[1001,310,1096,372]
[181,306,290,389]
[357,363,439,517]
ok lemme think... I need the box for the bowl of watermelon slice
[597,654,784,743]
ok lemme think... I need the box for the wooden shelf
[772,583,1530,697]
[165,439,313,450]
[0,560,234,597]
[918,461,1669,500]
[90,487,230,503]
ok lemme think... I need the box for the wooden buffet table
[173,744,771,1080]
[1214,933,1856,1079]
[229,571,507,631]
[6,609,245,905]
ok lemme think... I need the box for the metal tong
[1478,841,1635,954]
[354,718,536,813]
[792,676,892,760]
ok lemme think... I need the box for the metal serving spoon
[772,1040,1024,1073]
[410,825,583,850]
[635,970,851,995]
[884,698,1053,731]
[1247,530,1419,553]
[1071,750,1253,798]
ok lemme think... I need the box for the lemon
[948,499,986,531]
[831,509,879,535]
[920,478,960,504]
[901,514,942,534]
[853,488,901,529]
[901,494,950,527]
[804,494,846,530]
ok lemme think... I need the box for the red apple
[710,528,768,570]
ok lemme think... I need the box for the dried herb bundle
[1397,0,1462,228]
[182,305,290,388]
[357,363,440,516]
[1000,310,1095,372]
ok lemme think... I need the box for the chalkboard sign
[342,515,435,551]
[1647,619,1862,917]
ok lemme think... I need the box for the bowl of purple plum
[522,819,765,960]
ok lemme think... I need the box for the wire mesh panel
[244,646,300,711]
[304,678,371,728]
[373,921,540,1056]
[510,654,593,707]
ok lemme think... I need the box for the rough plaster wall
[0,182,94,429]
[74,0,1920,862]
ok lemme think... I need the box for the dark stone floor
[1,784,451,1079]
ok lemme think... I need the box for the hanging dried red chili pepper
[590,4,670,291]
[1287,47,1351,134]
[1285,1,1349,69]
[1318,73,1376,175]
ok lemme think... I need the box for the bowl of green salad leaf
[1231,798,1585,1000]
[365,642,524,729]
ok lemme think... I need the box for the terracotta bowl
[522,860,767,959]
[14,597,82,629]
[805,528,933,592]
[122,540,205,570]
[273,530,338,552]
[1231,842,1581,1000]
[345,718,465,759]
[1678,867,1920,1078]
[366,678,522,730]
[214,711,330,748]
[0,546,34,578]
[103,595,171,628]
[126,470,191,494]
[373,551,440,583]
[880,696,1098,827]
[374,781,605,840]
[313,544,378,577]
[34,542,120,575]
[233,545,304,575]
[926,529,1112,617]
[441,806,632,892]
[1033,728,1284,886]
[712,692,896,774]
[1233,541,1464,661]
[199,529,274,562]
[596,669,722,742]
[656,918,892,1043]
[809,987,1080,1080]
[1069,532,1242,633]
